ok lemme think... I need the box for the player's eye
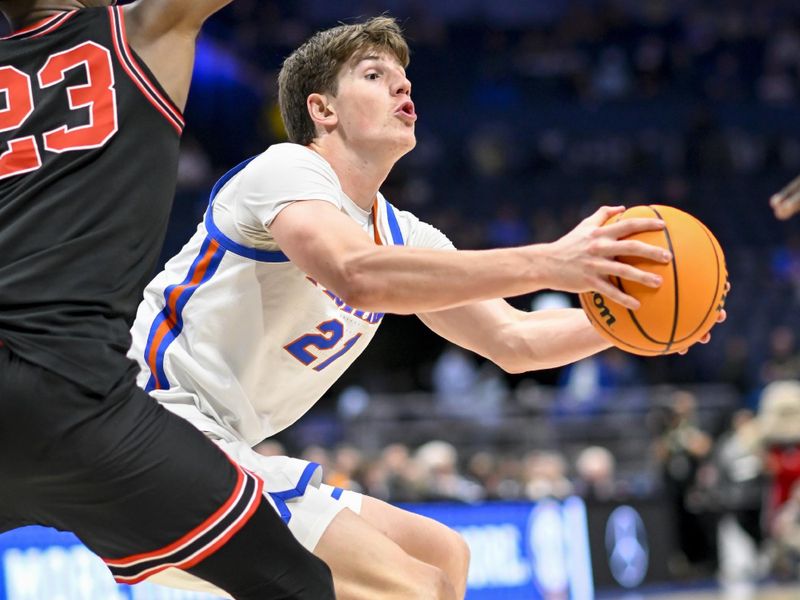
[365,72,380,80]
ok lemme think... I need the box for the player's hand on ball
[547,205,671,310]
[677,281,730,355]
[771,174,800,220]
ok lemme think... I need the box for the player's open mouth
[395,100,417,122]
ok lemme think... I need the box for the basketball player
[130,16,723,599]
[0,1,334,597]
[771,174,800,220]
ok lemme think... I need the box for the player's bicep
[418,299,521,359]
[269,200,375,292]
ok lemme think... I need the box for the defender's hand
[544,206,672,310]
[771,174,800,220]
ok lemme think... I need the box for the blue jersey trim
[144,237,226,392]
[268,462,321,525]
[205,157,291,263]
[331,487,344,500]
[384,201,405,245]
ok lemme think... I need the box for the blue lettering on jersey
[306,277,384,324]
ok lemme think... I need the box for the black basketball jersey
[0,7,185,395]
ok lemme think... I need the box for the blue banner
[407,498,594,599]
[0,498,594,600]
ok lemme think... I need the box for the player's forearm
[493,309,611,373]
[335,244,557,314]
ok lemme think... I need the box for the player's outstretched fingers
[605,239,672,263]
[598,217,666,241]
[592,277,642,310]
[601,260,663,290]
[583,205,626,226]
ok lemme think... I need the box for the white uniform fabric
[129,143,452,553]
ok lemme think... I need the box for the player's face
[330,53,416,158]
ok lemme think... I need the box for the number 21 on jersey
[284,319,362,372]
[0,42,118,181]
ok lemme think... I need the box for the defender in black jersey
[0,2,333,597]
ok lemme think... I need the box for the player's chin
[399,128,416,150]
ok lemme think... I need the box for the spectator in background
[373,443,422,502]
[653,390,716,573]
[759,381,800,530]
[301,445,332,477]
[432,344,479,414]
[555,348,643,417]
[523,450,573,501]
[466,451,523,500]
[574,446,622,502]
[711,410,765,589]
[760,326,800,385]
[771,481,800,578]
[414,440,485,503]
[326,444,365,493]
[432,343,508,425]
[718,335,755,401]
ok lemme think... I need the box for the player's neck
[2,1,90,31]
[309,140,394,211]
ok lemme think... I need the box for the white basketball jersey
[129,144,452,446]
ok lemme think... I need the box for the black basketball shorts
[0,342,333,596]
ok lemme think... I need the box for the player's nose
[394,76,411,96]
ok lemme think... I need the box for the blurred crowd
[253,380,800,585]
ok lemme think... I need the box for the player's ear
[307,93,337,129]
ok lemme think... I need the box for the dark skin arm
[771,173,800,220]
[0,0,235,111]
[124,0,234,111]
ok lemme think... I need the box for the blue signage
[0,498,594,600]
[408,497,594,599]
[0,527,221,600]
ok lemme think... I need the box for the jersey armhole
[107,6,185,134]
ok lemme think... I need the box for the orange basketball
[579,205,728,356]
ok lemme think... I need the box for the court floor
[643,583,800,599]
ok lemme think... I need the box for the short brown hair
[278,16,410,145]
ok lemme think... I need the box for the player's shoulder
[252,143,332,171]
[236,143,340,191]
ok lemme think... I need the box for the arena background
[4,0,800,598]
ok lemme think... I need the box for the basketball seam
[671,222,723,344]
[612,206,677,350]
[651,206,680,351]
[579,293,663,355]
[615,275,661,345]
